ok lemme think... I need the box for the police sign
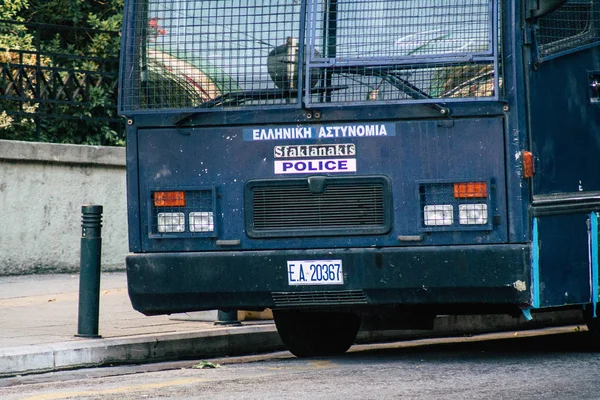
[274,158,357,174]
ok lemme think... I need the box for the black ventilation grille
[246,177,391,238]
[272,290,368,308]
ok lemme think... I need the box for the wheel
[273,310,361,357]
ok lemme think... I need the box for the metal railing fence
[0,20,124,144]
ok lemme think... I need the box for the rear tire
[273,310,361,357]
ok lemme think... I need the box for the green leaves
[0,0,125,146]
[0,0,30,21]
[192,360,220,369]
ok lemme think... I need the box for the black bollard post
[214,309,241,326]
[76,205,103,338]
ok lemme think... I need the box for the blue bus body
[120,0,600,355]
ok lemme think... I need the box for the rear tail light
[189,212,214,232]
[154,191,186,207]
[454,182,487,199]
[150,189,216,236]
[458,204,488,225]
[423,205,454,226]
[421,181,492,229]
[157,212,185,232]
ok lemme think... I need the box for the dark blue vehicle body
[120,0,600,332]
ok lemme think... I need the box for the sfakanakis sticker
[274,144,356,158]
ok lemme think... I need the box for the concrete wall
[0,139,128,275]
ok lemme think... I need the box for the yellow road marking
[22,377,210,400]
[308,360,333,369]
[267,360,335,371]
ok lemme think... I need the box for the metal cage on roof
[120,0,500,112]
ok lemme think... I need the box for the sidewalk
[0,272,585,377]
[0,272,283,376]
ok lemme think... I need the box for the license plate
[287,260,344,286]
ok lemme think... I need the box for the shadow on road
[346,328,598,362]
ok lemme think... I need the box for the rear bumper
[126,244,531,315]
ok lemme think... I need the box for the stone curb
[0,325,283,377]
[0,310,584,377]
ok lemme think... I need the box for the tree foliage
[0,0,125,146]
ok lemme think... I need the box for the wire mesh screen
[306,0,497,106]
[307,1,492,61]
[121,0,498,112]
[536,0,600,60]
[150,189,215,237]
[123,0,303,111]
[419,182,491,230]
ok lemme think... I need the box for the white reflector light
[459,204,488,225]
[157,212,185,233]
[424,205,454,226]
[189,212,214,232]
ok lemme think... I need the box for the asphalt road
[2,327,600,400]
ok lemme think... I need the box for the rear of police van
[120,0,531,356]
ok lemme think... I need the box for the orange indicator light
[454,182,487,199]
[154,191,186,207]
[523,151,534,178]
